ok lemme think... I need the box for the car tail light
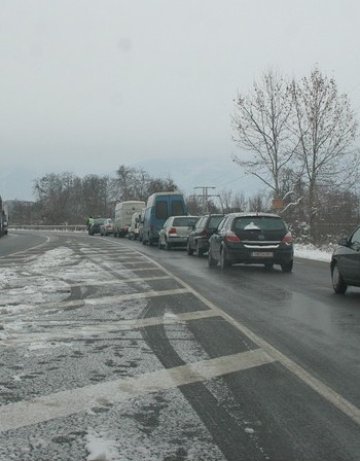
[200,229,208,237]
[224,231,241,243]
[282,232,293,245]
[169,227,177,235]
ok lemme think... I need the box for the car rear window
[171,200,186,216]
[173,217,198,227]
[155,201,168,219]
[233,216,286,232]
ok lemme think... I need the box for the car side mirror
[338,237,348,247]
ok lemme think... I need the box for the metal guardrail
[9,225,87,232]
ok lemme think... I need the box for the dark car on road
[187,213,224,257]
[208,212,293,272]
[88,217,106,235]
[331,225,360,294]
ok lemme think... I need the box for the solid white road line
[0,349,274,432]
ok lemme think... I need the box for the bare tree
[115,165,177,202]
[186,195,203,215]
[232,71,297,198]
[248,192,269,212]
[232,192,247,212]
[218,189,232,212]
[292,68,358,237]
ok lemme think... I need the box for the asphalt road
[0,231,359,461]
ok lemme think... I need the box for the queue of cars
[89,192,360,295]
[109,198,295,274]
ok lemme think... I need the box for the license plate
[251,251,273,258]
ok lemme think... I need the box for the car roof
[226,212,281,219]
[170,215,197,219]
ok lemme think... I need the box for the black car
[187,214,224,256]
[88,217,106,235]
[208,212,293,272]
[331,225,360,294]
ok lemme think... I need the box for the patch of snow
[244,222,260,230]
[245,427,255,434]
[294,243,333,262]
[85,430,119,461]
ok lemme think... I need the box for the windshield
[208,215,224,229]
[173,217,198,227]
[233,216,286,232]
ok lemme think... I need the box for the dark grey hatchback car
[208,212,293,272]
[187,214,224,257]
[331,225,360,294]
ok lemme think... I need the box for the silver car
[158,216,199,250]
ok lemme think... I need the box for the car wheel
[332,263,347,294]
[264,263,274,270]
[187,240,194,255]
[196,242,204,257]
[220,247,231,270]
[208,247,217,268]
[281,260,293,273]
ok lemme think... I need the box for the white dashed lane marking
[1,310,219,346]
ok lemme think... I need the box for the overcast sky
[1,0,360,199]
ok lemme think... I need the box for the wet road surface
[0,231,359,461]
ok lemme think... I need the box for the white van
[127,210,143,240]
[113,201,145,237]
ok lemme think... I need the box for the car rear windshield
[171,200,186,216]
[155,201,168,219]
[173,217,198,227]
[233,216,286,232]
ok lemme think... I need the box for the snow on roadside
[294,243,333,263]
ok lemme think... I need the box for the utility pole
[194,186,217,213]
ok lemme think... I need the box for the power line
[193,186,217,212]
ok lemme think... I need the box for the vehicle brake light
[282,232,293,245]
[224,231,241,243]
[169,227,177,235]
[200,229,208,237]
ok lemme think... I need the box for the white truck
[113,200,145,237]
